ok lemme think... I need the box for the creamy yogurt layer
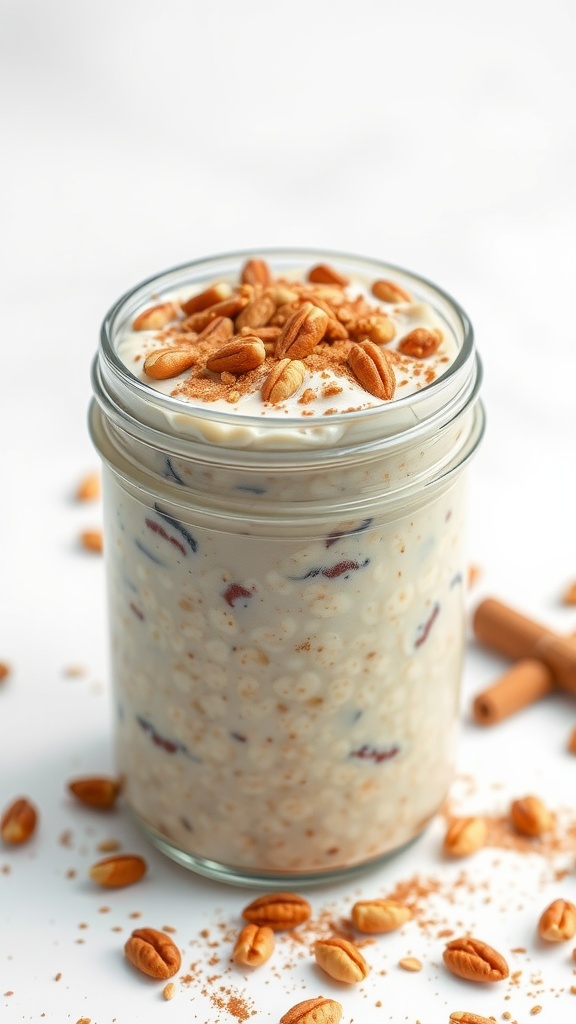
[92,251,482,883]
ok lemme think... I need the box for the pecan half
[195,315,234,346]
[538,898,576,941]
[124,927,181,979]
[280,996,343,1024]
[181,290,251,332]
[308,263,349,287]
[240,258,272,288]
[261,358,306,403]
[68,776,120,809]
[443,937,509,983]
[510,795,553,836]
[371,279,412,304]
[0,797,38,845]
[232,923,275,967]
[351,897,412,933]
[143,347,197,380]
[133,301,178,331]
[443,816,488,858]
[235,293,276,330]
[398,327,442,358]
[347,340,396,400]
[180,282,231,317]
[449,1014,496,1024]
[275,302,329,359]
[205,337,266,375]
[241,892,311,931]
[89,854,147,888]
[314,936,371,983]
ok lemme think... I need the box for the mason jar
[89,248,484,886]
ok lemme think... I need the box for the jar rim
[97,248,479,455]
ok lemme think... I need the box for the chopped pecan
[308,263,349,287]
[372,279,412,303]
[347,340,396,400]
[261,358,306,403]
[0,797,38,845]
[205,337,266,375]
[275,302,329,359]
[398,327,442,358]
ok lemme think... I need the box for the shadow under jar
[90,248,484,887]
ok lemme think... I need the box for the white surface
[1,1,576,1021]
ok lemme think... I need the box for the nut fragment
[398,957,422,972]
[75,472,101,502]
[276,302,329,359]
[308,263,349,287]
[347,340,396,400]
[351,897,412,933]
[162,982,176,1000]
[538,898,576,941]
[68,776,120,809]
[241,892,311,931]
[232,923,275,967]
[80,529,103,553]
[510,795,553,836]
[0,797,38,845]
[89,854,147,888]
[280,996,343,1024]
[398,327,442,358]
[240,258,272,288]
[143,347,197,380]
[205,337,266,375]
[261,358,306,404]
[443,817,488,858]
[562,581,576,606]
[314,936,371,983]
[371,279,412,304]
[180,282,231,317]
[449,1014,496,1024]
[124,927,181,979]
[133,301,178,331]
[351,314,395,344]
[443,936,509,983]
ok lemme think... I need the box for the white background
[1,1,576,1022]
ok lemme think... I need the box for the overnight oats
[90,249,484,885]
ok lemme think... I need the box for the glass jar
[90,249,484,886]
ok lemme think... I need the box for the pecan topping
[133,301,178,331]
[206,337,266,375]
[232,923,275,967]
[314,936,371,983]
[180,282,231,317]
[0,797,38,845]
[143,347,197,380]
[280,996,343,1024]
[347,340,396,400]
[538,898,576,941]
[68,776,121,809]
[89,854,147,888]
[235,293,276,330]
[275,302,329,359]
[261,358,306,404]
[308,263,349,287]
[351,313,395,345]
[195,315,234,347]
[181,289,251,333]
[240,257,272,288]
[398,327,442,358]
[241,892,311,931]
[351,897,411,933]
[443,936,509,983]
[124,927,181,979]
[372,279,412,303]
